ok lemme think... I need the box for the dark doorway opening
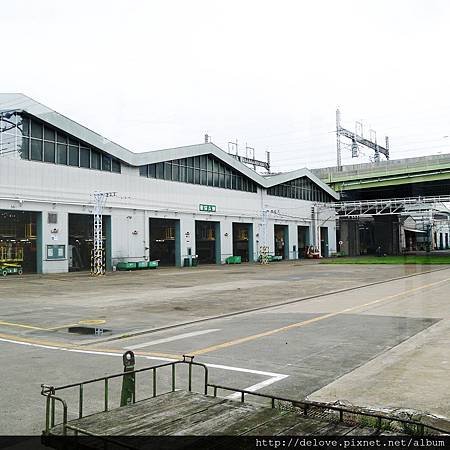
[0,210,38,273]
[195,221,219,264]
[297,226,310,258]
[149,218,180,266]
[232,223,253,262]
[320,227,329,257]
[69,213,109,271]
[274,225,289,259]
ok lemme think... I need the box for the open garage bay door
[68,213,110,271]
[0,210,39,273]
[149,218,180,266]
[232,223,253,262]
[195,221,220,264]
[297,226,310,258]
[274,224,289,259]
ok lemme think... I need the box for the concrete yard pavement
[0,261,446,344]
[92,268,449,421]
[0,261,449,434]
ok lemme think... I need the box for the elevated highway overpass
[312,153,450,200]
[312,155,450,256]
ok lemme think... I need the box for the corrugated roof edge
[0,93,339,200]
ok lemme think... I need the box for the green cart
[0,263,23,276]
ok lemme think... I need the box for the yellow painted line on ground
[0,332,71,347]
[0,320,47,331]
[0,332,181,359]
[190,276,450,356]
[79,319,106,325]
[0,318,106,331]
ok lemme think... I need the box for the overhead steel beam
[331,195,450,217]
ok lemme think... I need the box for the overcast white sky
[2,0,450,172]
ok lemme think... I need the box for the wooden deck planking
[241,412,313,435]
[154,399,255,436]
[173,401,268,435]
[53,391,222,435]
[50,391,377,438]
[130,398,243,436]
[217,408,286,435]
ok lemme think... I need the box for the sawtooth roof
[0,93,339,200]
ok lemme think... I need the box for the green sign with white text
[199,204,216,213]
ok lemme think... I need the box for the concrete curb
[81,266,450,346]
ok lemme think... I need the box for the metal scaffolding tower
[259,209,269,264]
[91,191,116,276]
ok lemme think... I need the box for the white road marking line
[226,374,289,400]
[205,362,286,378]
[124,329,221,350]
[0,337,289,395]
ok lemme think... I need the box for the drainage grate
[68,326,111,336]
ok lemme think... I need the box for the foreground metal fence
[41,355,208,436]
[41,355,447,437]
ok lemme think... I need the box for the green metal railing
[206,383,447,436]
[41,354,447,438]
[41,355,208,436]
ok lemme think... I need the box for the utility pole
[336,108,342,170]
[91,191,116,276]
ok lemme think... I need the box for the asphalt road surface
[0,263,449,434]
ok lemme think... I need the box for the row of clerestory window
[139,154,258,193]
[2,113,122,173]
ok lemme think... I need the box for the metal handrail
[207,383,448,436]
[41,356,208,433]
[41,357,447,437]
[43,392,68,436]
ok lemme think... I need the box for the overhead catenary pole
[336,108,342,171]
[336,108,389,165]
[91,191,116,276]
[259,209,269,264]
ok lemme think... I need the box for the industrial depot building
[0,94,338,274]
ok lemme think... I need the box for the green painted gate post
[120,351,135,407]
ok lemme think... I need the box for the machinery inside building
[0,210,38,273]
[195,221,219,264]
[149,218,179,266]
[68,214,108,271]
[274,225,288,259]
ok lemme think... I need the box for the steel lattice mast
[336,108,390,171]
[91,191,116,276]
